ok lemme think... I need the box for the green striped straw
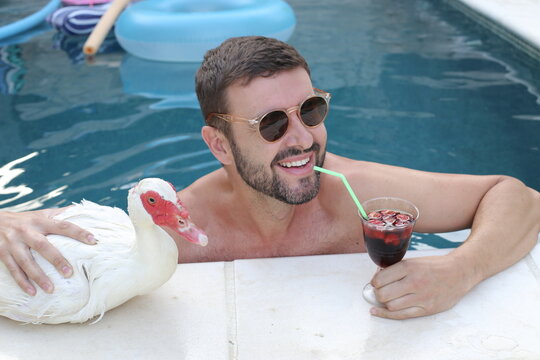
[314,166,368,220]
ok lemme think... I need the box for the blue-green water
[0,0,45,27]
[1,0,539,250]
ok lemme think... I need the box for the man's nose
[282,110,314,149]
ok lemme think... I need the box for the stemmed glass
[360,197,419,305]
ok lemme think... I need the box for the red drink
[362,209,415,267]
[360,197,419,305]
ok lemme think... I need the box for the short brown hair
[195,36,310,138]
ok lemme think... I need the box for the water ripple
[48,133,206,186]
[0,152,38,206]
[28,104,155,149]
[391,71,512,90]
[0,151,68,211]
[332,105,435,119]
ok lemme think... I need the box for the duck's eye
[148,197,156,204]
[178,219,185,226]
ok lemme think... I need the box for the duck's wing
[57,200,135,247]
[0,201,137,324]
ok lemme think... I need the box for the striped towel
[47,3,111,36]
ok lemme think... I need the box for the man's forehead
[225,69,313,114]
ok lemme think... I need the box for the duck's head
[128,178,208,247]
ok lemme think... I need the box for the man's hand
[0,209,95,296]
[369,255,477,319]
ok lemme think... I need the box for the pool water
[1,0,539,250]
[0,1,45,27]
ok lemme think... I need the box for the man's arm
[0,209,95,295]
[452,177,539,282]
[347,161,540,319]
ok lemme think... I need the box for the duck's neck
[131,222,179,295]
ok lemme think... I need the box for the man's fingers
[0,252,36,296]
[38,214,95,278]
[370,305,426,320]
[374,282,410,304]
[11,243,54,294]
[381,292,418,312]
[371,262,407,288]
[45,218,96,245]
[0,208,91,295]
[26,233,74,280]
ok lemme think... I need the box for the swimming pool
[1,0,539,250]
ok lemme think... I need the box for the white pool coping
[1,235,539,359]
[447,0,540,59]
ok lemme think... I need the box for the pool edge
[444,0,540,61]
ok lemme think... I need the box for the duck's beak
[168,203,208,247]
[176,219,209,247]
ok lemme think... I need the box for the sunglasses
[207,88,331,143]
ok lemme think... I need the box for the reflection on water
[0,45,25,94]
[0,152,68,211]
[120,55,200,110]
[51,32,121,65]
[0,35,214,207]
[0,152,38,206]
[42,133,215,201]
[28,103,155,149]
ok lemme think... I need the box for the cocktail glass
[361,197,419,305]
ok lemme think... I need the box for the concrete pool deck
[1,237,539,359]
[448,0,540,59]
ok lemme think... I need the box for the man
[1,36,539,320]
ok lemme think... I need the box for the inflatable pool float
[0,0,61,40]
[0,22,51,47]
[114,0,296,62]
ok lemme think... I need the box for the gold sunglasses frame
[207,88,331,142]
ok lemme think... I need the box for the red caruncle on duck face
[140,190,207,246]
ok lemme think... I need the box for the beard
[229,139,326,205]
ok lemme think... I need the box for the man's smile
[275,153,315,176]
[278,156,310,168]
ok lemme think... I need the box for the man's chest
[181,213,365,262]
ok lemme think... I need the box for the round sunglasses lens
[300,96,328,126]
[259,111,289,142]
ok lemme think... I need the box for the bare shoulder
[317,153,374,214]
[324,152,371,174]
[322,153,387,195]
[174,168,233,262]
[177,169,229,227]
[325,152,418,181]
[318,153,411,215]
[324,152,494,196]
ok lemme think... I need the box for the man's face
[224,68,328,204]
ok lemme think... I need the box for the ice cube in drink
[362,209,415,267]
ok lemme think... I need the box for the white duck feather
[0,178,207,324]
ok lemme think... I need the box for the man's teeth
[280,158,310,168]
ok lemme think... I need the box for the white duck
[0,178,208,324]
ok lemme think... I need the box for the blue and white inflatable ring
[115,0,296,62]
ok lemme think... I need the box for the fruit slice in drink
[363,209,415,267]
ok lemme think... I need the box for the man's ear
[201,126,233,165]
